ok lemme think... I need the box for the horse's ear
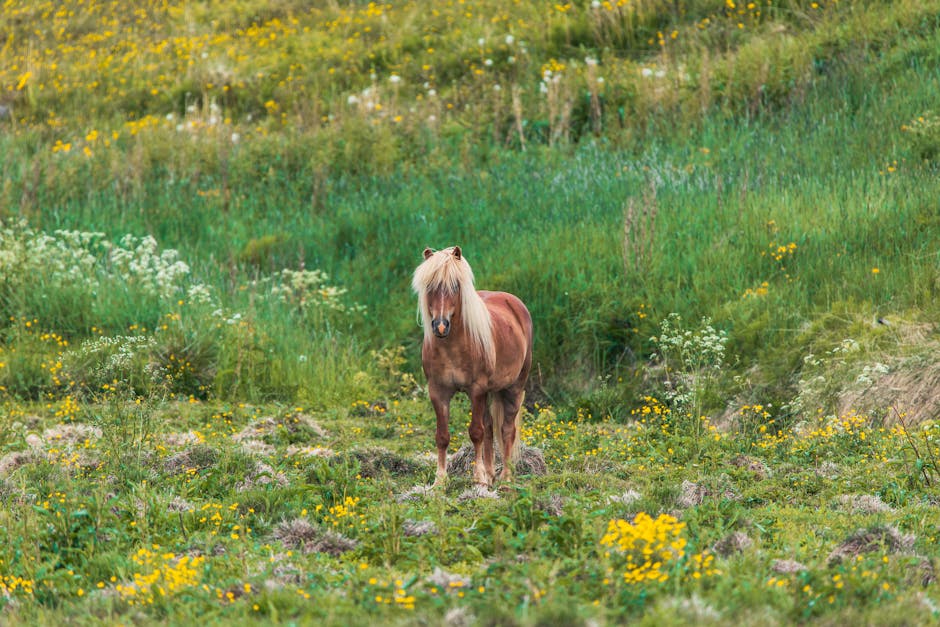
[423,247,434,260]
[453,246,462,260]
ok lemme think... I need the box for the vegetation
[1,0,939,623]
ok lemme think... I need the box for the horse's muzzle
[432,318,450,338]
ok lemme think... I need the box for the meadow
[1,0,940,623]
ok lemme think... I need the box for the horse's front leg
[429,383,454,488]
[469,390,491,487]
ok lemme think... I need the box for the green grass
[2,0,940,622]
[0,397,938,624]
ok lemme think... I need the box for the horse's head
[421,246,463,338]
[413,245,496,367]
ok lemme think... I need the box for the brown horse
[412,246,533,487]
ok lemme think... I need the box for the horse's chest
[436,362,473,390]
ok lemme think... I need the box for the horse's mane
[412,247,495,368]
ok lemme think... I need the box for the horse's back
[479,290,533,357]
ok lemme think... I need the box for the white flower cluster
[0,221,208,303]
[269,268,364,315]
[74,334,156,373]
[0,223,106,290]
[651,313,728,412]
[108,234,191,299]
[652,313,727,372]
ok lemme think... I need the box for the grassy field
[2,0,940,623]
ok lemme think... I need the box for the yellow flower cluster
[766,241,797,264]
[688,551,720,579]
[0,574,34,597]
[600,513,687,584]
[324,496,366,530]
[631,396,670,418]
[742,281,769,298]
[116,547,205,606]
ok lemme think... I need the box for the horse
[412,246,533,487]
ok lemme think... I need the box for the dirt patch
[838,355,940,425]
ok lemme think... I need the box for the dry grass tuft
[427,568,471,590]
[396,485,435,503]
[828,525,915,565]
[0,450,42,476]
[729,455,771,479]
[162,431,202,448]
[447,444,476,476]
[836,494,893,514]
[235,413,328,443]
[518,446,547,476]
[167,496,195,513]
[271,517,358,556]
[238,438,276,457]
[285,445,335,458]
[235,461,289,491]
[712,531,753,557]
[346,447,421,478]
[42,423,102,445]
[771,559,807,574]
[446,443,546,477]
[607,489,642,506]
[676,480,707,509]
[815,461,841,479]
[402,519,437,537]
[536,494,564,517]
[457,485,499,502]
[163,444,219,475]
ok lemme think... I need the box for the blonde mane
[412,247,495,368]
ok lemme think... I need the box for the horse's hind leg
[497,389,525,482]
[482,402,496,485]
[468,391,491,487]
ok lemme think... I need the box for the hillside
[0,0,940,623]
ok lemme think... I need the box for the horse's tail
[492,391,524,465]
